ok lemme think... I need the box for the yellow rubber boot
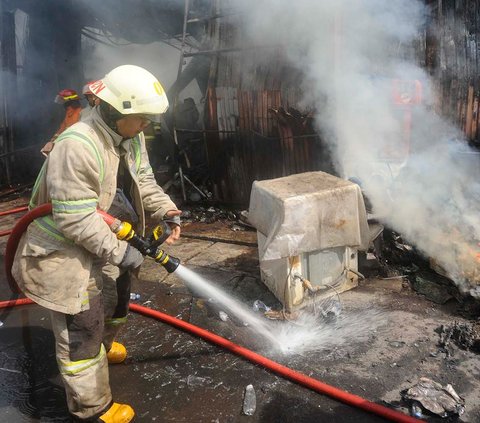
[107,342,127,364]
[99,402,134,422]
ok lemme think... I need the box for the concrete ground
[0,196,479,422]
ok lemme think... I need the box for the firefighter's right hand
[119,244,144,271]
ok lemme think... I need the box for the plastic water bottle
[252,300,271,312]
[410,401,424,418]
[130,293,140,301]
[243,384,256,416]
[218,311,229,321]
[329,299,342,317]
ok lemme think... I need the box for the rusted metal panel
[466,86,474,138]
[205,85,320,203]
[472,96,479,139]
[215,87,237,139]
[201,5,324,204]
[428,0,480,144]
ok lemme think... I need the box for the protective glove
[119,244,144,271]
[163,210,182,245]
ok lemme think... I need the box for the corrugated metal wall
[427,0,480,143]
[203,0,480,204]
[203,9,325,204]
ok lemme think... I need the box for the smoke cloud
[239,0,480,296]
[82,35,201,101]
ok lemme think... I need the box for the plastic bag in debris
[218,311,229,321]
[403,377,465,417]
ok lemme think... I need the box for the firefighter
[41,89,82,157]
[81,80,100,120]
[13,65,181,422]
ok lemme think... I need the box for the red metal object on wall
[379,79,422,162]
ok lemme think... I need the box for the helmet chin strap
[99,101,123,135]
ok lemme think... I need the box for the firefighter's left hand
[164,210,182,244]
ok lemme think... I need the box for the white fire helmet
[82,81,96,96]
[87,65,169,118]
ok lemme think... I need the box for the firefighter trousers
[50,262,132,420]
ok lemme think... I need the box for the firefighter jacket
[13,106,178,314]
[80,105,94,121]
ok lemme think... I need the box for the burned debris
[437,321,480,355]
[402,377,465,419]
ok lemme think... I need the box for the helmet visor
[134,113,162,124]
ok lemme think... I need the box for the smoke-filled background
[82,37,201,102]
[0,2,202,151]
[239,0,480,296]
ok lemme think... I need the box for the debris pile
[381,231,423,270]
[181,206,253,230]
[412,271,455,304]
[367,229,467,305]
[437,321,480,354]
[402,377,465,418]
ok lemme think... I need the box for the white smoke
[239,0,480,295]
[81,34,201,101]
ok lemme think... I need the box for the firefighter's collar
[91,106,123,147]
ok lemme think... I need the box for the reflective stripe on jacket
[12,107,178,314]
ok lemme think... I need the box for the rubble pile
[181,206,253,231]
[366,229,474,306]
[437,321,480,354]
[402,377,465,418]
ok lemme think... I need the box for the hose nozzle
[154,249,180,273]
[98,211,180,273]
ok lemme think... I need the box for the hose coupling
[293,273,322,293]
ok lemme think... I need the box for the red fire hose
[0,205,29,217]
[4,203,52,292]
[0,205,29,237]
[3,204,113,292]
[129,303,421,423]
[2,207,421,423]
[0,298,421,423]
[4,205,117,292]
